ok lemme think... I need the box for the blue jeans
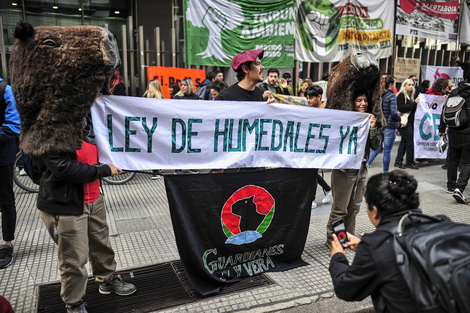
[369,128,397,172]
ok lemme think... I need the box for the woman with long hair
[108,70,126,96]
[394,78,419,169]
[298,78,313,97]
[143,79,164,99]
[369,76,401,171]
[329,170,420,312]
[173,78,199,99]
[168,83,180,99]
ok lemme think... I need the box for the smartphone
[332,218,348,248]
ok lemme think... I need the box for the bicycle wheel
[13,152,39,193]
[102,171,136,185]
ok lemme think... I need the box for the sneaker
[151,174,162,180]
[19,168,27,176]
[322,191,333,204]
[447,188,455,194]
[99,274,136,296]
[394,163,405,169]
[453,188,467,204]
[66,300,88,313]
[0,245,13,269]
[405,163,419,170]
[325,240,332,250]
[311,200,318,209]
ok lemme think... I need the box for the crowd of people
[2,45,469,313]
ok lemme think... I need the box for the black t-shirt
[216,83,263,101]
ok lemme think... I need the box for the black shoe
[99,274,136,296]
[453,188,467,204]
[394,163,405,169]
[0,245,13,269]
[442,164,448,170]
[66,300,88,313]
[405,163,419,170]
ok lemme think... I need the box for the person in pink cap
[216,49,265,101]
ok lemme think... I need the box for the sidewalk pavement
[1,142,466,313]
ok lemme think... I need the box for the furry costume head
[10,21,120,156]
[325,51,385,128]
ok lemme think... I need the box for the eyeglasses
[412,79,418,82]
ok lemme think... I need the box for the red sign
[418,0,458,20]
[146,66,206,99]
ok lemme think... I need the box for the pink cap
[231,49,264,71]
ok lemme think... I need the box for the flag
[164,168,317,296]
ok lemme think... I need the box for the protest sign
[91,96,370,170]
[184,0,295,68]
[396,0,459,42]
[146,66,206,99]
[414,94,446,159]
[421,65,464,85]
[394,58,421,83]
[165,168,315,296]
[295,0,394,63]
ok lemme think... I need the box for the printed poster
[414,94,446,159]
[295,0,394,63]
[396,0,459,42]
[421,65,464,85]
[184,0,295,68]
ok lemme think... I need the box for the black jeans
[448,131,470,192]
[0,162,16,241]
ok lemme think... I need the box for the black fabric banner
[164,168,317,296]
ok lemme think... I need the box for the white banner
[91,96,370,170]
[420,65,464,85]
[414,94,446,159]
[295,0,394,63]
[396,0,459,42]
[460,3,470,45]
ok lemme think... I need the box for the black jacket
[34,151,111,216]
[329,214,419,313]
[382,90,401,129]
[438,81,470,134]
[397,92,417,126]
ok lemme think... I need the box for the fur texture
[10,21,120,156]
[326,51,385,128]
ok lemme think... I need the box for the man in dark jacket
[34,117,136,312]
[439,61,470,203]
[195,71,216,100]
[258,68,291,100]
[0,77,20,269]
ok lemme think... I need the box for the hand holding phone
[332,218,348,248]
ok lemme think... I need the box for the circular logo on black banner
[221,185,275,245]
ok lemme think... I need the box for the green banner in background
[184,0,295,68]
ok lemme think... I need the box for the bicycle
[102,171,136,185]
[13,151,39,193]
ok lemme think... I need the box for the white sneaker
[322,191,333,204]
[19,169,27,176]
[311,200,318,209]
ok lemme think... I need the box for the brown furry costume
[10,21,120,157]
[326,51,385,128]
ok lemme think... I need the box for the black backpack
[381,212,470,313]
[442,94,469,127]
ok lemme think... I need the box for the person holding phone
[329,170,420,313]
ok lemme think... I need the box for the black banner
[164,168,317,296]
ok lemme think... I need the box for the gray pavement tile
[2,140,469,312]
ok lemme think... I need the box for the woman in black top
[329,170,420,313]
[173,78,199,100]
